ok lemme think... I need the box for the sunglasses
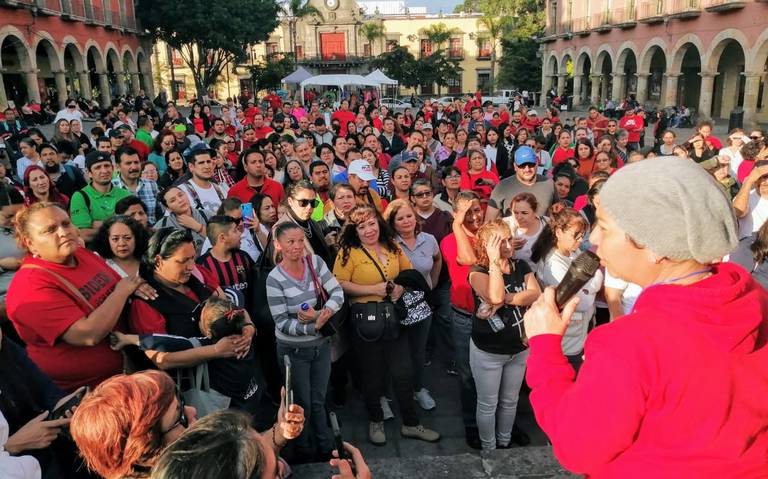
[751,136,762,140]
[67,104,76,108]
[296,198,319,208]
[412,191,433,198]
[517,162,537,169]
[161,390,188,434]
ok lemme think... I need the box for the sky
[410,0,461,14]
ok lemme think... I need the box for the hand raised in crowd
[453,196,474,224]
[485,233,502,265]
[4,411,71,454]
[523,287,579,339]
[276,387,305,442]
[243,214,260,231]
[177,213,203,233]
[213,334,246,358]
[747,164,768,185]
[330,442,372,479]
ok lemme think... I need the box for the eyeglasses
[162,141,175,146]
[517,162,537,169]
[751,136,763,140]
[412,191,433,198]
[67,104,76,108]
[161,390,188,434]
[296,198,319,208]
[445,174,461,180]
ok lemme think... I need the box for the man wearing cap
[70,150,133,241]
[422,123,440,160]
[112,146,161,224]
[523,110,541,132]
[347,159,385,212]
[485,146,557,221]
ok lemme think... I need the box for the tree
[359,22,386,57]
[420,23,460,52]
[138,0,279,102]
[453,0,481,13]
[249,53,296,91]
[477,15,503,92]
[371,46,421,91]
[419,53,463,96]
[282,0,323,66]
[498,37,541,92]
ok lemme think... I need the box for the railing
[71,0,85,17]
[544,23,557,36]
[612,1,638,22]
[573,16,590,31]
[639,0,664,17]
[448,49,464,59]
[590,11,611,28]
[671,0,699,11]
[60,0,71,13]
[561,19,572,33]
[702,0,747,7]
[299,55,369,64]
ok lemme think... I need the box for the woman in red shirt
[460,149,499,207]
[551,130,575,166]
[574,139,596,180]
[7,202,156,391]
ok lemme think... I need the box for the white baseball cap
[348,159,376,181]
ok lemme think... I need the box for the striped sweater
[266,254,344,347]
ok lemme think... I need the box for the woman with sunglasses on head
[718,128,747,176]
[333,204,440,446]
[157,149,188,190]
[51,119,79,156]
[468,220,541,451]
[272,181,335,267]
[209,139,236,188]
[530,203,603,371]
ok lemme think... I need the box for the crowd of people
[0,87,767,479]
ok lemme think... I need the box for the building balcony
[612,4,638,27]
[703,0,746,11]
[298,55,369,67]
[638,0,665,22]
[448,49,464,60]
[669,0,701,18]
[557,19,572,37]
[572,17,591,35]
[590,12,612,32]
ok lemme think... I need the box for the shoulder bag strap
[21,263,96,312]
[306,254,328,302]
[359,247,388,283]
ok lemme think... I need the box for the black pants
[353,332,419,426]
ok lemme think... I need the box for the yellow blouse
[333,245,412,304]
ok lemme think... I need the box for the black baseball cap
[85,150,112,170]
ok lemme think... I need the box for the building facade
[540,0,768,124]
[1,0,153,109]
[151,0,502,102]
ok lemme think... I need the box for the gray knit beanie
[599,156,738,263]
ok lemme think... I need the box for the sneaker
[414,388,437,411]
[380,396,394,421]
[445,361,458,376]
[401,424,440,442]
[511,424,530,446]
[369,421,386,445]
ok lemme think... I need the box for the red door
[321,33,346,60]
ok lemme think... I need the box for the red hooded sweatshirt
[526,262,768,478]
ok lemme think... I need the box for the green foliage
[371,46,421,89]
[138,0,279,100]
[249,53,296,91]
[453,0,481,13]
[419,52,463,94]
[420,23,461,49]
[359,22,386,42]
[498,37,541,91]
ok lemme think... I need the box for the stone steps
[292,446,580,478]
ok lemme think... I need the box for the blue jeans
[451,308,477,428]
[277,340,333,453]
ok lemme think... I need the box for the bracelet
[271,426,284,449]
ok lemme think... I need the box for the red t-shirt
[129,289,201,335]
[704,135,723,150]
[552,147,575,166]
[332,110,356,136]
[253,126,274,140]
[130,139,150,162]
[7,248,123,391]
[439,233,476,313]
[737,159,755,183]
[619,115,644,143]
[227,177,285,207]
[454,156,500,177]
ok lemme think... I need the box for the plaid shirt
[112,176,161,224]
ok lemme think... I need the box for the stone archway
[561,53,574,96]
[106,48,123,99]
[86,45,107,104]
[575,50,592,106]
[672,43,702,112]
[34,37,63,106]
[136,49,153,97]
[709,40,746,119]
[615,48,638,101]
[122,49,138,95]
[63,43,86,99]
[639,44,667,104]
[594,49,613,104]
[0,33,33,106]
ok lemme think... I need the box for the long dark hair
[338,204,400,266]
[752,220,768,264]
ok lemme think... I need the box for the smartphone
[283,355,293,411]
[240,202,254,221]
[329,412,355,473]
[47,387,88,421]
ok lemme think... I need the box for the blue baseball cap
[514,146,537,165]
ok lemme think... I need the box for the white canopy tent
[364,69,398,85]
[281,67,314,84]
[300,74,381,105]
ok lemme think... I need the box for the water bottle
[301,303,310,312]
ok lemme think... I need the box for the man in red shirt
[227,148,285,206]
[439,191,484,449]
[618,108,644,151]
[331,99,356,137]
[263,90,282,110]
[251,113,274,140]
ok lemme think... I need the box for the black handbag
[306,254,349,337]
[249,232,276,331]
[349,248,400,342]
